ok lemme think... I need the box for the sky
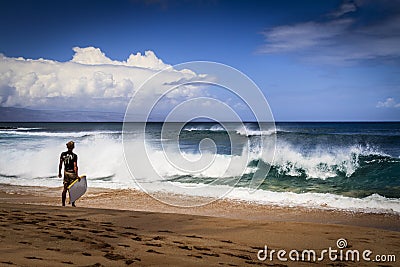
[0,0,400,121]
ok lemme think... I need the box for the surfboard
[67,175,87,203]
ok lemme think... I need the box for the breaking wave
[0,122,399,213]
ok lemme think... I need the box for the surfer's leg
[71,173,78,207]
[62,184,67,206]
[62,171,72,206]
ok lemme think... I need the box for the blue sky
[0,0,399,121]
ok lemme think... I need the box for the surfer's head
[66,141,75,150]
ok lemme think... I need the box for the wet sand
[0,184,399,266]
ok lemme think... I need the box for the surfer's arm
[58,158,63,178]
[74,162,79,178]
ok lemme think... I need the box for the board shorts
[64,171,77,188]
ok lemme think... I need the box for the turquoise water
[0,122,399,212]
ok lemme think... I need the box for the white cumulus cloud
[71,47,171,70]
[0,47,206,114]
[376,97,400,108]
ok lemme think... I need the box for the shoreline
[1,183,399,232]
[0,184,399,266]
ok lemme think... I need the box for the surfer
[58,141,79,207]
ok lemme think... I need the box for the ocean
[0,122,399,213]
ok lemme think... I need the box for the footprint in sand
[146,249,163,254]
[201,252,220,257]
[89,229,104,234]
[194,246,211,251]
[125,258,141,265]
[99,234,118,239]
[120,231,135,236]
[188,254,203,259]
[11,209,23,213]
[84,262,103,267]
[104,252,126,261]
[223,252,252,261]
[76,218,90,222]
[97,242,112,249]
[25,256,43,260]
[178,245,192,250]
[46,248,61,252]
[186,235,202,239]
[158,230,174,233]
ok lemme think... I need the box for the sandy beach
[0,184,399,266]
[2,0,400,265]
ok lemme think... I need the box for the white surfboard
[67,175,87,203]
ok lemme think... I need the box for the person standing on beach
[58,141,79,207]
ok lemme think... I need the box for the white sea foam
[235,127,277,136]
[271,143,386,179]
[158,182,399,214]
[0,129,398,213]
[17,127,43,130]
[0,130,120,138]
[182,124,278,136]
[0,133,388,182]
[183,124,225,132]
[0,135,131,187]
[225,186,400,214]
[0,132,389,182]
